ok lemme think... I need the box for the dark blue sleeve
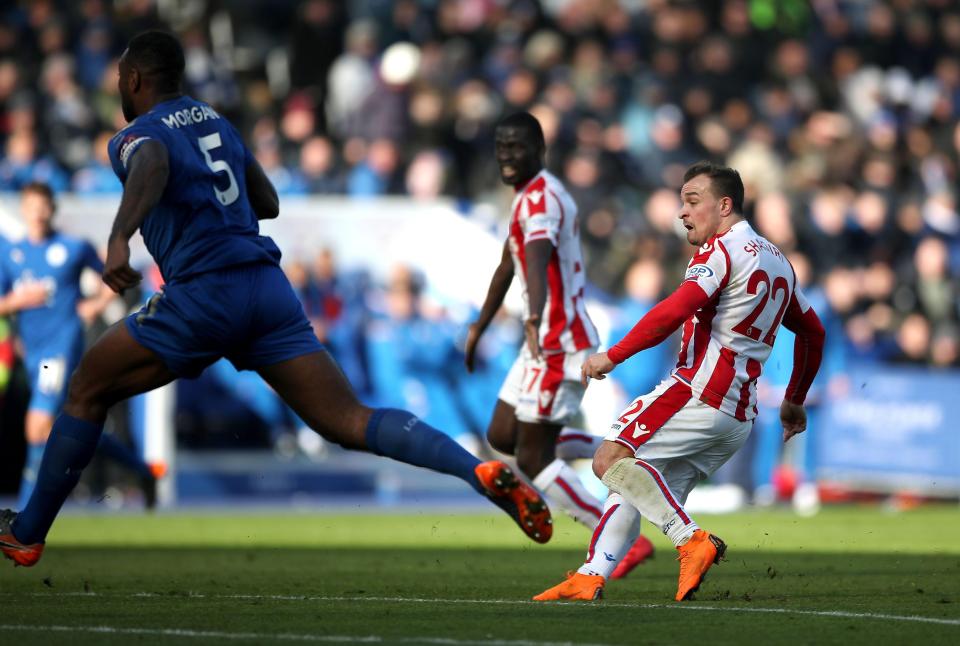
[80,240,104,274]
[108,122,164,183]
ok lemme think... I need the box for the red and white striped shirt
[507,170,599,354]
[671,220,811,420]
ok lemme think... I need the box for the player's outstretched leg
[533,492,638,601]
[258,351,552,543]
[367,408,552,543]
[3,322,177,563]
[596,442,724,601]
[8,414,104,550]
[18,411,60,512]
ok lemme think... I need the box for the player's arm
[465,241,514,372]
[522,238,552,361]
[104,139,169,293]
[0,262,47,315]
[0,284,48,316]
[246,157,279,220]
[778,293,826,442]
[583,243,728,384]
[581,281,710,385]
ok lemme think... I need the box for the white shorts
[498,346,595,425]
[604,377,752,502]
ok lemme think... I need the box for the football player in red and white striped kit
[535,161,825,602]
[466,113,652,564]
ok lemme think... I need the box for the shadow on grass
[4,546,959,605]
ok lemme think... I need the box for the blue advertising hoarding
[817,363,960,494]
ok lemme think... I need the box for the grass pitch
[2,505,959,645]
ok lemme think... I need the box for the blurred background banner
[0,194,515,312]
[818,363,960,494]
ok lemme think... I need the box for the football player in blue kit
[0,182,157,510]
[0,30,551,567]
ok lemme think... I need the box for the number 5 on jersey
[197,133,239,206]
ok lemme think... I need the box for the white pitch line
[6,591,960,628]
[0,625,605,646]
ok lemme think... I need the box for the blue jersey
[0,232,101,354]
[107,96,281,283]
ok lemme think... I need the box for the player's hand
[103,237,143,294]
[8,283,48,311]
[780,399,807,442]
[464,322,483,373]
[581,351,615,386]
[524,316,542,361]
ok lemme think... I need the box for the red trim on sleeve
[523,177,547,215]
[607,281,712,365]
[781,296,825,405]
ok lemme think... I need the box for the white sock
[555,427,604,461]
[533,458,604,529]
[601,457,698,547]
[576,492,640,579]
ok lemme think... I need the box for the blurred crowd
[1,0,960,371]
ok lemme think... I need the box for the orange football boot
[610,534,655,579]
[675,529,726,601]
[0,510,44,567]
[533,572,604,601]
[475,461,552,543]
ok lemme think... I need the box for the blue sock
[365,408,482,493]
[13,414,103,545]
[97,432,152,478]
[17,443,46,511]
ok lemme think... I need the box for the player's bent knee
[592,454,609,480]
[62,369,109,420]
[302,405,371,450]
[486,429,514,455]
[593,442,630,480]
[67,368,101,400]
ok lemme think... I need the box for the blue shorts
[125,263,324,378]
[26,335,84,415]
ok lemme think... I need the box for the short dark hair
[683,161,744,214]
[126,30,185,93]
[496,112,546,151]
[22,181,55,207]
